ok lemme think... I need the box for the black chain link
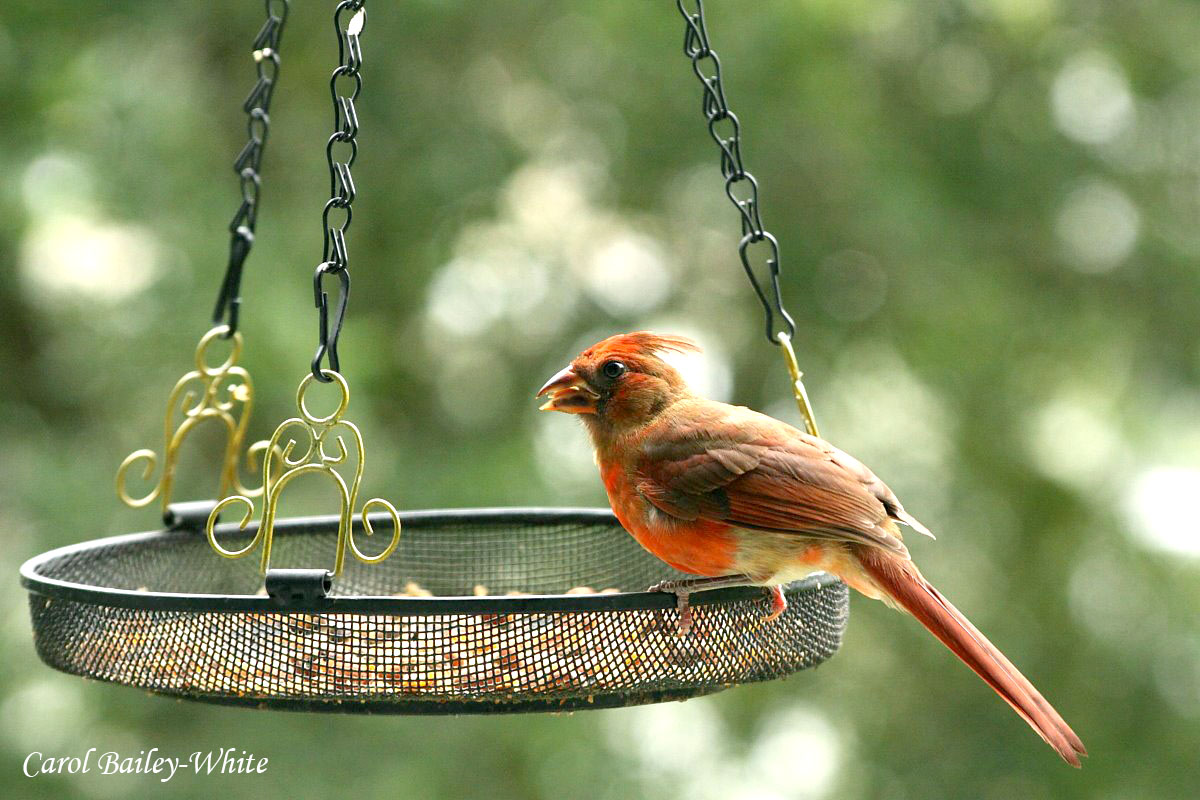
[312,0,366,382]
[676,0,796,344]
[212,0,290,338]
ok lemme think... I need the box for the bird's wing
[634,406,931,556]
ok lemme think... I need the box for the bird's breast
[599,462,739,577]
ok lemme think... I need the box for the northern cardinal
[537,331,1085,766]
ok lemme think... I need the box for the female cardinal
[537,331,1085,766]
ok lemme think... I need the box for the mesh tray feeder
[21,2,851,715]
[21,508,849,713]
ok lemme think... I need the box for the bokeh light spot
[743,705,843,799]
[1125,467,1200,557]
[21,152,95,215]
[20,213,160,304]
[581,231,673,315]
[1052,51,1134,145]
[1055,179,1140,272]
[1026,394,1123,489]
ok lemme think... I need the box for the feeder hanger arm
[116,1,289,513]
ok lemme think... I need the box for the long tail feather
[854,546,1086,767]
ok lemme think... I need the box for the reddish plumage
[538,331,1086,766]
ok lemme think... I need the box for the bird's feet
[648,578,788,634]
[648,579,696,635]
[648,574,756,636]
[763,585,787,623]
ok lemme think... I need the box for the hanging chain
[311,0,366,383]
[118,1,288,512]
[207,0,400,576]
[213,0,290,338]
[676,0,819,437]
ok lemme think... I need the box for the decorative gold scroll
[205,370,400,575]
[117,325,269,512]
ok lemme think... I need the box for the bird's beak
[536,365,598,414]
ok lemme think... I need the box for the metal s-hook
[737,231,796,345]
[311,263,350,383]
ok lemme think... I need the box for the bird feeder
[20,0,848,713]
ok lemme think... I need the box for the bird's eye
[601,360,627,380]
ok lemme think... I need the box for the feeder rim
[19,506,841,614]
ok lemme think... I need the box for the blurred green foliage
[3,0,1199,797]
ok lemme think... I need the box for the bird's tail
[854,546,1087,767]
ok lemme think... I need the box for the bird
[536,331,1086,766]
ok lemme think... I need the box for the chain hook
[312,264,350,383]
[737,232,795,343]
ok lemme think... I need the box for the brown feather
[855,545,1086,767]
[634,400,916,556]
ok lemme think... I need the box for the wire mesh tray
[20,508,848,713]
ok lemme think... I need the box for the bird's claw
[763,585,787,623]
[649,580,694,636]
[649,577,784,635]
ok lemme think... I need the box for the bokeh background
[3,0,1199,797]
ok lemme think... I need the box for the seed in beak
[536,366,598,414]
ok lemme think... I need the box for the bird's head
[536,332,700,432]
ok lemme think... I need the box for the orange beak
[536,365,599,414]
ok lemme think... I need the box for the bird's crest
[586,332,701,361]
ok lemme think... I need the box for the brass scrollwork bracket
[205,370,400,575]
[116,325,269,513]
